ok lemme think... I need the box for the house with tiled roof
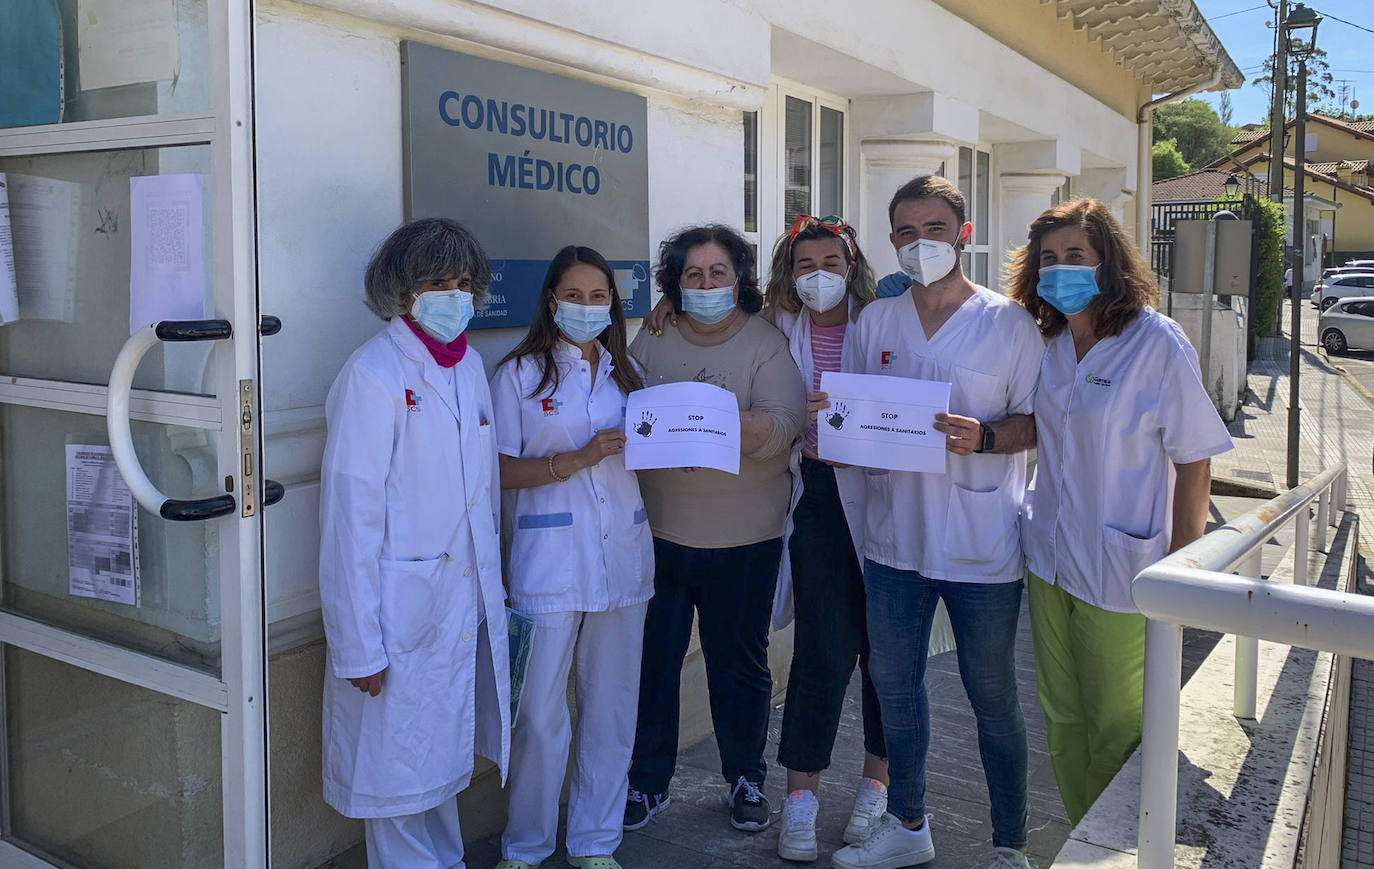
[1202,113,1374,280]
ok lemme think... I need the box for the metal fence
[1150,198,1250,288]
[1130,463,1363,868]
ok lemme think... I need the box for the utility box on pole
[1169,218,1254,421]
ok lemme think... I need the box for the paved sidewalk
[1212,300,1374,552]
[1208,300,1374,869]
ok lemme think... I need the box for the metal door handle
[258,315,283,507]
[107,320,237,521]
[263,479,285,507]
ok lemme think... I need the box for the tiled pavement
[1210,300,1374,869]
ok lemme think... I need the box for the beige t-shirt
[630,313,805,548]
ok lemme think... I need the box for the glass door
[0,0,269,865]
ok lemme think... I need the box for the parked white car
[1320,297,1374,354]
[1312,272,1374,310]
[1322,265,1374,281]
[1345,259,1374,269]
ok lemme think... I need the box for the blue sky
[1192,0,1374,125]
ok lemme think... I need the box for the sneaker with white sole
[989,846,1031,868]
[843,777,889,844]
[622,788,669,831]
[728,776,771,831]
[777,790,819,862]
[831,812,935,869]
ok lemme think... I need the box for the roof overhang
[1041,0,1244,94]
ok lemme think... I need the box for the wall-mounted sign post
[401,41,651,330]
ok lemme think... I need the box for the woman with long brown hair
[491,245,651,869]
[1007,198,1232,824]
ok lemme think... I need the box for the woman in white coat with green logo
[491,245,653,869]
[318,218,510,869]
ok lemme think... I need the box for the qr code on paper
[146,202,190,268]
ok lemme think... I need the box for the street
[1285,298,1374,410]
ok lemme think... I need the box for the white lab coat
[319,317,510,819]
[1023,308,1233,613]
[490,343,653,614]
[847,287,1045,582]
[771,303,956,655]
[768,305,866,629]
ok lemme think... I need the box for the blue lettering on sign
[436,91,636,155]
[486,151,602,197]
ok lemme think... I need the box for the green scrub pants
[1027,572,1146,825]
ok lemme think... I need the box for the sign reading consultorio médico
[401,41,651,330]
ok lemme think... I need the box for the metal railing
[1131,463,1371,868]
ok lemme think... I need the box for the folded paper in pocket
[506,607,536,722]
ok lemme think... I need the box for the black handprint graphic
[825,402,850,430]
[634,412,657,437]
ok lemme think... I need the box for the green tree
[1153,99,1233,168]
[1218,92,1234,127]
[1252,47,1337,116]
[1153,139,1191,181]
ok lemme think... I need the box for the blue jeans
[864,559,1028,850]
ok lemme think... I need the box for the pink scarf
[403,316,467,368]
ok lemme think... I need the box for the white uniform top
[490,341,654,615]
[1023,308,1233,613]
[318,317,510,819]
[847,286,1045,582]
[768,304,866,628]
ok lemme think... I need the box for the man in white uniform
[832,176,1044,869]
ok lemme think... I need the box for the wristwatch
[973,422,995,454]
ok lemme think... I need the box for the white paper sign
[0,174,17,324]
[78,0,178,91]
[818,371,952,474]
[624,381,742,474]
[66,445,140,606]
[7,173,83,322]
[130,173,206,333]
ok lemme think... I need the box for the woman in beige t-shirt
[623,224,805,835]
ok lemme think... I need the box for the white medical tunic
[848,287,1045,582]
[319,317,510,819]
[1023,308,1233,613]
[490,342,653,614]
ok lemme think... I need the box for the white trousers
[501,603,648,864]
[364,798,464,868]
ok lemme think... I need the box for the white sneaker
[777,790,819,862]
[843,777,889,844]
[831,812,934,869]
[989,846,1031,868]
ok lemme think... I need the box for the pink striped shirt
[804,320,847,457]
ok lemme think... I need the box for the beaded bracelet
[548,453,571,482]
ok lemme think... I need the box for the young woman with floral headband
[762,215,888,863]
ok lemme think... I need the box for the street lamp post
[1284,2,1320,490]
[1224,173,1241,202]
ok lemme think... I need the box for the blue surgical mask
[680,285,737,324]
[1037,264,1100,315]
[410,288,475,343]
[554,300,612,344]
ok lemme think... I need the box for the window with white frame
[956,146,994,286]
[745,83,848,261]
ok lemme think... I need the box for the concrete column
[998,172,1067,272]
[859,139,959,278]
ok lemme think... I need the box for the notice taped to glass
[66,444,140,606]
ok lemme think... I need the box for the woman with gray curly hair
[317,217,511,869]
